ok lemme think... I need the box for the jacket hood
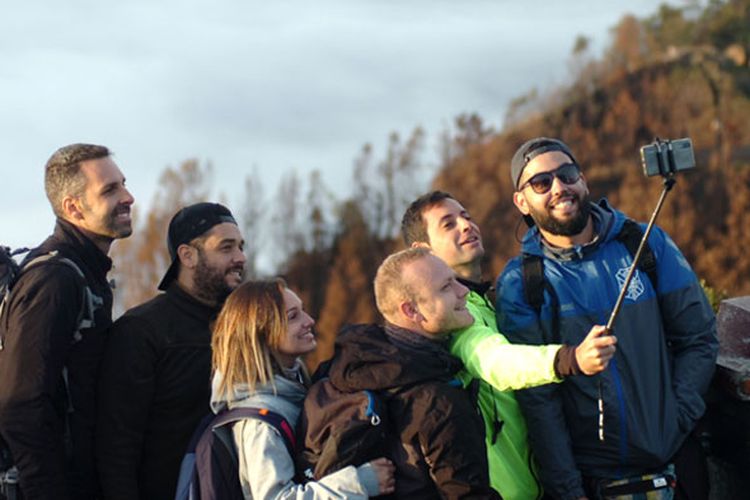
[327,323,462,393]
[520,198,625,261]
[210,361,307,423]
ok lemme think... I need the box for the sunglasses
[519,163,582,194]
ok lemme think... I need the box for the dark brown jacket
[325,323,499,500]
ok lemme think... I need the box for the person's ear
[400,300,422,323]
[177,244,198,270]
[580,172,589,195]
[411,241,431,250]
[513,191,531,215]
[61,195,85,222]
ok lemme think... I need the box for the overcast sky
[1,0,674,254]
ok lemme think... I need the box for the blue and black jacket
[495,199,718,500]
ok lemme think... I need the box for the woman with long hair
[210,279,395,499]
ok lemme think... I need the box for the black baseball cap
[510,137,578,190]
[158,202,238,291]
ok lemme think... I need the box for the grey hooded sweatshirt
[210,360,379,499]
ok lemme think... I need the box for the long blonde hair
[211,279,288,400]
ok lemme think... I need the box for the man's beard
[193,250,240,305]
[529,191,591,237]
[81,200,132,239]
[103,204,133,239]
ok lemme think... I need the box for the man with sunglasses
[496,137,717,500]
[401,190,617,500]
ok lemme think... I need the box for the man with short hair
[318,247,499,499]
[96,202,246,500]
[402,191,616,499]
[0,143,134,499]
[497,137,718,499]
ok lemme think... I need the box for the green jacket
[449,288,561,500]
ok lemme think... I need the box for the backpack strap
[521,254,545,314]
[615,219,658,292]
[519,219,658,342]
[521,253,561,341]
[1,251,102,415]
[16,251,102,344]
[179,408,294,500]
[0,248,29,335]
[213,407,296,458]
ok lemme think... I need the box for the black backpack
[296,378,389,481]
[0,247,99,500]
[174,407,296,500]
[520,219,658,339]
[0,247,28,323]
[0,248,99,349]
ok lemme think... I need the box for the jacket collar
[165,282,222,322]
[210,369,307,418]
[520,198,623,261]
[37,218,113,278]
[457,277,495,310]
[457,277,492,296]
[329,323,462,392]
[384,323,452,353]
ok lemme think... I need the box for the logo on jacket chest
[615,267,645,301]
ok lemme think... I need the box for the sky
[0,0,676,256]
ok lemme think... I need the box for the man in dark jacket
[96,202,245,500]
[322,247,499,499]
[496,137,718,499]
[0,143,134,499]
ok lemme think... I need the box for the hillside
[294,0,750,365]
[434,43,750,297]
[110,1,750,368]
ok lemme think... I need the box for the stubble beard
[81,197,132,240]
[104,206,133,239]
[194,250,236,305]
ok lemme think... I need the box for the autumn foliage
[113,1,750,370]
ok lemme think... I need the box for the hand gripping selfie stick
[597,138,694,442]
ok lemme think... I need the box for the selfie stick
[605,175,675,332]
[598,175,675,442]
